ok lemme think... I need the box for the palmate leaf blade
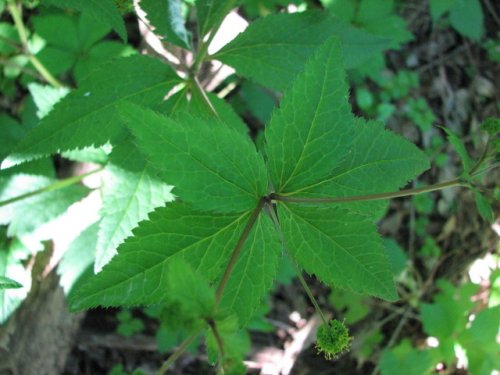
[219,212,281,326]
[291,119,430,217]
[213,11,390,91]
[121,103,267,213]
[140,0,191,49]
[70,203,250,310]
[265,37,354,194]
[44,0,127,41]
[14,56,180,159]
[278,203,397,301]
[95,141,174,272]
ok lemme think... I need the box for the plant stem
[7,0,64,88]
[215,198,265,304]
[271,177,466,204]
[156,200,264,374]
[266,204,329,326]
[207,319,225,370]
[0,167,103,208]
[156,327,203,375]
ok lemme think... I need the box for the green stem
[155,200,264,374]
[7,0,64,88]
[0,167,103,208]
[266,205,328,326]
[207,318,225,371]
[156,327,203,375]
[215,198,265,304]
[271,178,465,204]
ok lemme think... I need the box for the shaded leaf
[140,0,191,49]
[265,37,354,194]
[278,203,397,301]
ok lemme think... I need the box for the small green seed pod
[316,319,352,360]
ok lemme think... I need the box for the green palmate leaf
[140,0,191,49]
[70,203,250,310]
[34,12,135,81]
[44,0,127,41]
[213,11,390,91]
[14,55,180,158]
[219,212,281,326]
[0,275,22,290]
[265,37,354,193]
[58,222,99,294]
[278,203,397,300]
[196,0,237,38]
[121,103,267,213]
[95,141,174,272]
[290,119,429,217]
[161,88,248,135]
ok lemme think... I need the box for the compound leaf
[44,0,127,41]
[140,0,191,49]
[14,55,180,159]
[213,11,390,91]
[95,141,174,272]
[278,203,397,301]
[265,37,354,194]
[219,212,281,326]
[121,103,267,213]
[291,119,429,217]
[70,203,250,310]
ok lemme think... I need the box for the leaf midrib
[278,45,335,192]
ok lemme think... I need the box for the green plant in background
[116,309,145,337]
[0,0,498,374]
[429,0,484,41]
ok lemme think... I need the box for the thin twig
[7,0,64,87]
[271,178,466,204]
[0,167,103,208]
